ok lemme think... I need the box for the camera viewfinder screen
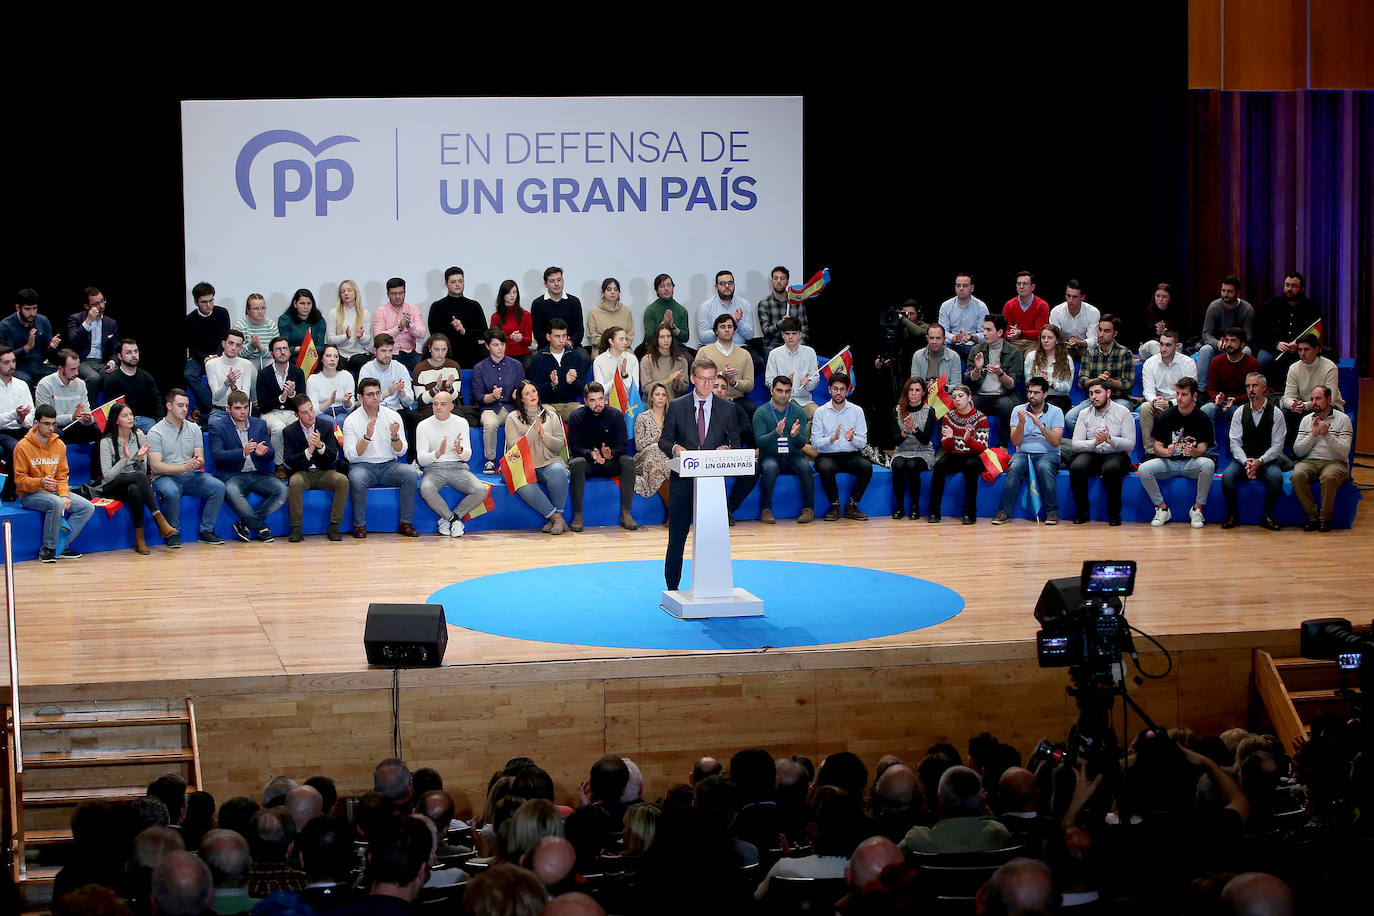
[1082,562,1136,595]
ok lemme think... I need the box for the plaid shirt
[757,293,809,350]
[1077,342,1135,394]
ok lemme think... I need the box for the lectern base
[660,588,765,619]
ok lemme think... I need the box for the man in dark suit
[257,336,308,477]
[66,287,120,393]
[208,390,288,542]
[282,394,349,542]
[659,358,743,589]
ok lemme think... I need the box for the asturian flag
[608,365,643,437]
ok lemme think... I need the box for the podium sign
[662,450,764,619]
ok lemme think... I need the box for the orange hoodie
[13,427,69,497]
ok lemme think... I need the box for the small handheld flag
[296,330,319,376]
[91,497,125,518]
[463,484,496,521]
[1022,466,1044,519]
[786,268,830,310]
[820,346,856,392]
[926,375,955,420]
[980,447,1011,482]
[499,433,536,495]
[92,396,127,433]
[1296,318,1323,342]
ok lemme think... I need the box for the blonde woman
[327,279,372,376]
[634,381,672,519]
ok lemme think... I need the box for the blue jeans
[183,359,214,413]
[222,472,289,528]
[22,490,94,551]
[347,460,419,526]
[758,453,815,511]
[1138,456,1216,506]
[515,462,570,518]
[153,471,227,535]
[998,450,1060,516]
[134,416,157,434]
[1221,459,1283,517]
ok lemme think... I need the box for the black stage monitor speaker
[1034,576,1083,628]
[364,603,448,667]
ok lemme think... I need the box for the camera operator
[871,300,929,447]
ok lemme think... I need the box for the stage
[6,503,1370,818]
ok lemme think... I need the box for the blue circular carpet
[428,560,964,651]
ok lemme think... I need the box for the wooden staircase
[4,698,202,905]
[1253,650,1363,752]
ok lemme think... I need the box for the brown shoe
[353,526,367,539]
[843,501,868,521]
[548,512,568,535]
[397,523,419,538]
[569,512,584,532]
[133,529,151,555]
[797,508,815,524]
[153,511,178,539]
[620,510,638,531]
[759,508,776,524]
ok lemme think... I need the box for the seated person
[0,345,34,501]
[591,326,637,392]
[696,314,754,401]
[34,349,98,444]
[899,766,1013,855]
[14,404,94,562]
[1137,378,1215,529]
[1046,280,1099,359]
[1281,334,1343,449]
[1291,385,1352,532]
[633,381,672,518]
[341,377,420,539]
[1222,371,1287,531]
[909,323,962,386]
[567,382,637,532]
[712,375,757,524]
[1064,314,1135,436]
[1202,327,1260,424]
[928,385,987,525]
[472,328,525,474]
[809,371,870,521]
[763,317,820,421]
[358,333,421,461]
[99,338,163,433]
[890,377,937,520]
[587,278,634,356]
[1,291,60,388]
[66,287,120,392]
[411,333,464,420]
[256,336,307,476]
[1194,275,1255,392]
[1136,329,1197,447]
[306,343,355,426]
[1001,271,1050,353]
[90,401,178,554]
[641,273,692,353]
[639,322,689,398]
[1067,378,1135,526]
[208,390,288,542]
[530,318,591,422]
[963,315,1023,446]
[416,390,489,538]
[204,329,257,423]
[1024,324,1076,413]
[149,389,226,547]
[993,377,1064,525]
[282,394,349,542]
[504,380,571,535]
[753,375,815,524]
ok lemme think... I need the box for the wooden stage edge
[6,495,1370,809]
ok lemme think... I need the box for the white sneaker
[437,517,451,536]
[1189,506,1205,528]
[449,518,465,537]
[1151,505,1171,527]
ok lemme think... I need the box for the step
[1272,657,1363,692]
[21,709,190,730]
[20,864,60,885]
[24,827,72,846]
[23,747,194,768]
[23,786,149,806]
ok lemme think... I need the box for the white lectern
[661,449,764,619]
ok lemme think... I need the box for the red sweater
[490,308,534,358]
[940,406,989,454]
[1002,296,1049,340]
[1207,353,1260,403]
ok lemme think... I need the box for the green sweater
[641,298,692,348]
[752,400,809,458]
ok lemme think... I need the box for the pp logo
[683,458,700,471]
[235,130,360,217]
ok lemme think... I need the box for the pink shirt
[372,302,426,353]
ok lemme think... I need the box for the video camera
[1301,617,1372,674]
[1035,561,1137,680]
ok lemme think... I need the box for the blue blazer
[208,415,276,478]
[66,312,121,362]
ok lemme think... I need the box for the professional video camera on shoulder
[1034,560,1137,675]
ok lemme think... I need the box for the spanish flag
[820,346,855,392]
[91,496,124,518]
[92,396,126,433]
[786,267,830,308]
[980,447,1011,482]
[1297,318,1323,342]
[499,434,536,495]
[926,374,955,420]
[296,329,319,377]
[463,484,496,521]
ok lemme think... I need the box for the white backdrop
[181,96,803,332]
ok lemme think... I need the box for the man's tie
[697,399,706,445]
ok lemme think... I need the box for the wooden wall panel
[1190,0,1224,88]
[1310,0,1374,88]
[1223,0,1306,90]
